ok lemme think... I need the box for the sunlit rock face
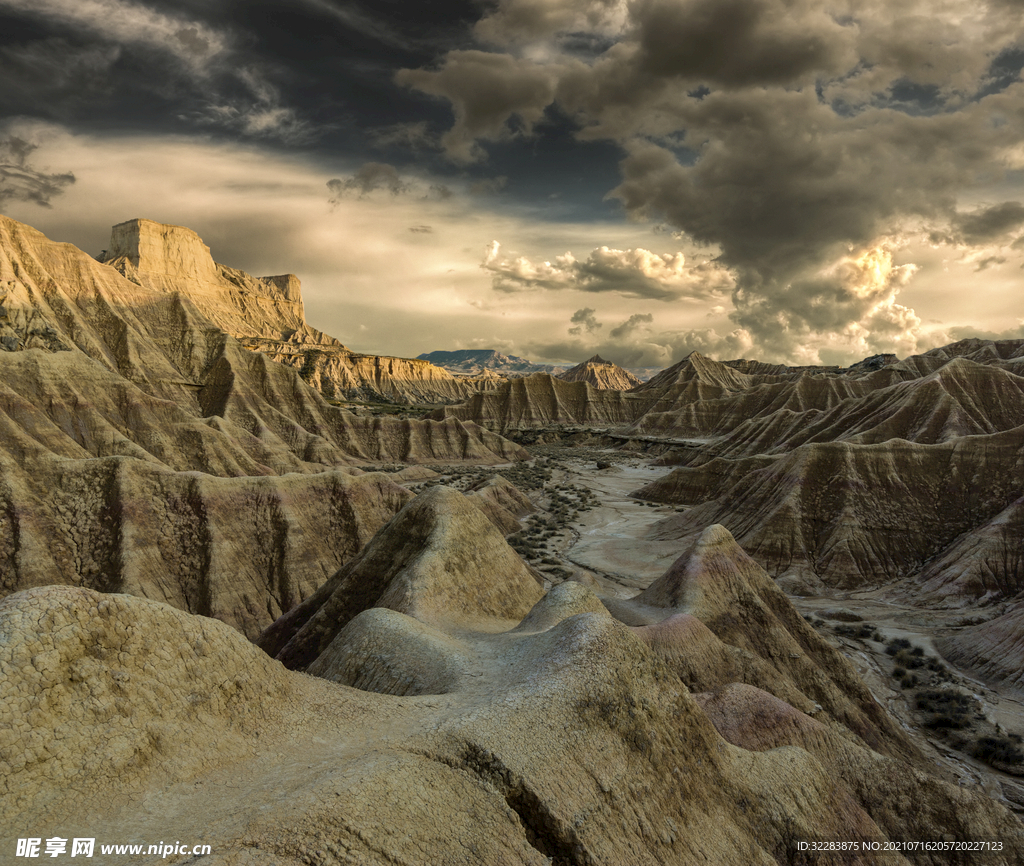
[557,354,642,390]
[100,217,485,404]
[0,215,525,630]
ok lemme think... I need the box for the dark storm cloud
[610,312,653,339]
[328,163,408,201]
[401,0,1024,359]
[0,136,75,208]
[632,0,855,87]
[395,51,560,162]
[469,176,508,195]
[568,307,601,334]
[0,38,120,115]
[936,202,1024,246]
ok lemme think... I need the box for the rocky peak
[558,353,642,390]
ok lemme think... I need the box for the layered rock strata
[6,523,1022,864]
[100,218,484,404]
[557,354,642,390]
[0,215,525,627]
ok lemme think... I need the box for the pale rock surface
[7,531,1024,864]
[258,486,546,669]
[557,354,642,390]
[464,474,536,535]
[0,215,525,628]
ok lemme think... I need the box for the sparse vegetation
[834,623,881,641]
[972,736,1024,766]
[916,689,974,730]
[885,637,911,654]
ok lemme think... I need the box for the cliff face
[0,214,525,631]
[101,218,312,341]
[248,339,486,404]
[433,372,648,431]
[100,218,479,404]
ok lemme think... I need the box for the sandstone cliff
[0,215,525,629]
[99,217,483,404]
[433,372,648,431]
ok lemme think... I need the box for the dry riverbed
[397,446,1024,817]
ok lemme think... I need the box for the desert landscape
[5,0,1024,862]
[2,215,1024,864]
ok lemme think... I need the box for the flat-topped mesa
[96,218,488,404]
[100,218,316,342]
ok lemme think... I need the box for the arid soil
[496,444,1024,818]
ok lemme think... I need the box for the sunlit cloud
[482,240,733,301]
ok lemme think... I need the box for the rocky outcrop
[100,218,484,404]
[433,372,647,431]
[937,603,1024,693]
[0,215,525,625]
[557,354,642,390]
[635,430,1024,594]
[7,524,1023,863]
[258,486,545,669]
[248,337,487,403]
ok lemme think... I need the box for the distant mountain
[557,354,642,390]
[418,349,566,377]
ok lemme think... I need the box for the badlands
[3,216,1024,864]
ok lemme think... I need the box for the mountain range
[4,213,1024,864]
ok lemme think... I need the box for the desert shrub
[885,638,912,656]
[835,623,878,640]
[893,649,925,669]
[972,736,1024,765]
[900,674,919,688]
[916,690,974,730]
[924,713,971,730]
[893,666,907,678]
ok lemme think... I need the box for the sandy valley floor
[517,446,1024,818]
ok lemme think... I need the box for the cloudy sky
[2,0,1024,367]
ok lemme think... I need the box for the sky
[1,0,1024,368]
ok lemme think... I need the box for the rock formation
[100,218,484,404]
[0,215,525,628]
[7,524,1024,864]
[257,486,546,670]
[936,603,1024,693]
[557,354,642,390]
[433,372,648,431]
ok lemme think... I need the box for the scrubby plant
[893,648,925,669]
[972,736,1024,765]
[885,637,912,656]
[916,689,975,730]
[835,623,880,641]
